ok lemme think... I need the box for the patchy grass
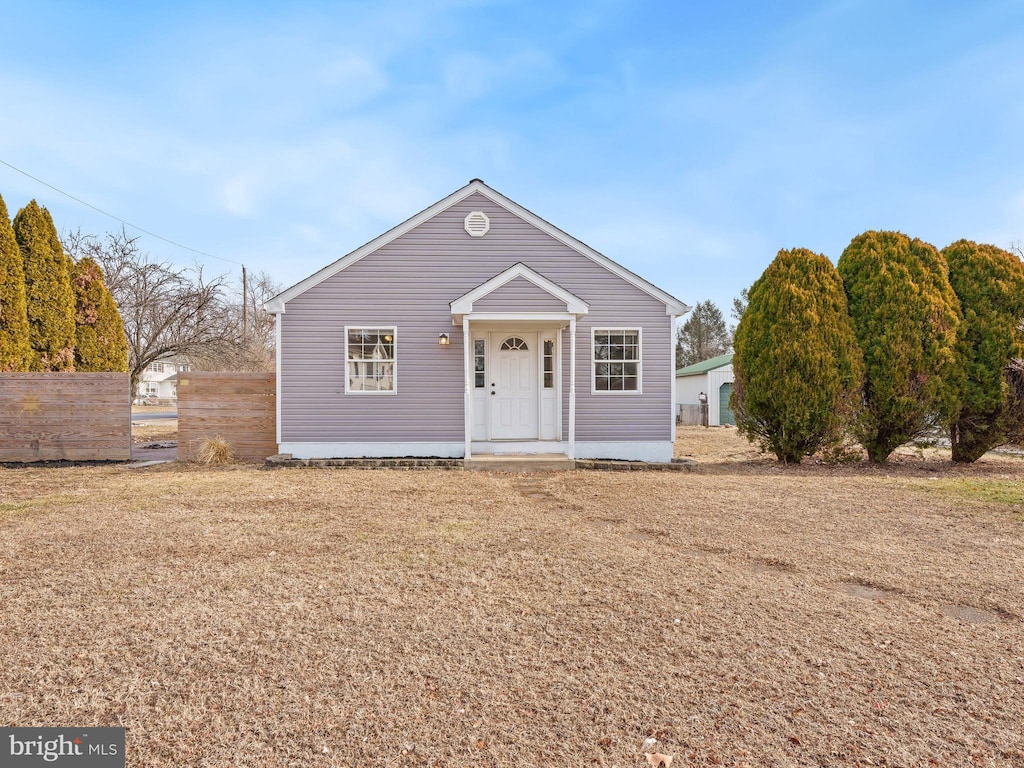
[0,430,1023,766]
[925,477,1024,507]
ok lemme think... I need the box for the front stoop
[463,454,575,472]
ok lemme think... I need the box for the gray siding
[281,192,672,444]
[472,276,568,312]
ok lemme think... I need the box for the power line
[0,157,243,267]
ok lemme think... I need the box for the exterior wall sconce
[438,333,450,346]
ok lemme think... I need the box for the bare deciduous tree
[190,269,280,372]
[63,228,244,397]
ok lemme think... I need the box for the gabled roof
[450,262,588,323]
[265,179,689,315]
[675,353,733,376]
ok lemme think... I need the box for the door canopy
[450,262,589,324]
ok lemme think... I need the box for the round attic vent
[464,211,490,237]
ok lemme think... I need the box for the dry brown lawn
[1,428,1023,767]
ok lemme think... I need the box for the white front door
[490,333,537,440]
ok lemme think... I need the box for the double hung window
[346,327,396,393]
[592,329,641,392]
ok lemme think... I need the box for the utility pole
[242,265,248,343]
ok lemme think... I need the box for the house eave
[267,179,689,315]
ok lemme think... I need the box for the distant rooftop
[675,352,733,376]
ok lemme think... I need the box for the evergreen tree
[732,248,862,463]
[838,231,962,463]
[676,300,730,368]
[14,200,76,371]
[943,240,1024,462]
[0,193,31,371]
[71,257,129,372]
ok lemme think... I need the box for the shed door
[490,334,537,440]
[719,382,735,426]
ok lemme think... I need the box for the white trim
[463,316,472,459]
[471,441,566,455]
[591,327,643,395]
[265,179,688,315]
[450,262,589,321]
[343,325,398,395]
[275,313,282,445]
[575,441,674,463]
[280,442,464,459]
[456,312,576,325]
[569,318,576,459]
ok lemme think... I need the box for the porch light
[438,333,450,346]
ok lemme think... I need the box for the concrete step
[464,454,575,472]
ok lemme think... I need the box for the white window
[543,339,555,388]
[592,329,641,393]
[474,339,486,388]
[345,327,396,394]
[144,383,159,396]
[148,362,164,373]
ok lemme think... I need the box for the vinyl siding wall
[472,276,569,313]
[280,192,672,445]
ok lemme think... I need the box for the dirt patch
[131,418,178,445]
[841,582,899,601]
[1,430,1023,766]
[940,605,1004,624]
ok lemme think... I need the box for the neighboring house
[135,358,192,404]
[675,353,735,426]
[266,179,689,462]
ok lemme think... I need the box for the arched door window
[500,337,529,351]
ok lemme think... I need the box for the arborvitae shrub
[0,193,30,371]
[943,240,1024,462]
[14,200,76,371]
[71,257,129,372]
[837,231,962,463]
[732,248,863,463]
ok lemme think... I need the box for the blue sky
[1,0,1023,318]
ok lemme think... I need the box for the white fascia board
[449,262,589,317]
[452,311,576,325]
[267,179,689,315]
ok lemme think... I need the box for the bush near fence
[177,372,276,462]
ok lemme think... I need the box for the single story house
[265,179,689,462]
[675,353,735,426]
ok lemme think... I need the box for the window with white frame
[144,383,159,396]
[346,327,396,393]
[592,329,641,392]
[543,339,555,388]
[474,339,486,388]
[148,362,164,373]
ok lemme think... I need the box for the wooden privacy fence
[177,372,276,462]
[0,373,131,461]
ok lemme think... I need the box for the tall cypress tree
[14,200,76,371]
[71,257,129,372]
[943,240,1024,462]
[0,193,31,371]
[732,248,863,463]
[838,231,962,463]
